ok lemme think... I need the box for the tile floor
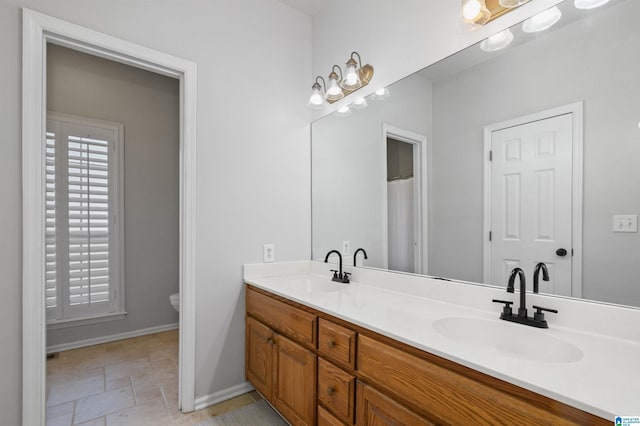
[46,330,261,425]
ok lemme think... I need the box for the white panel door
[490,113,573,296]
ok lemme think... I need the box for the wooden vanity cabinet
[245,285,608,426]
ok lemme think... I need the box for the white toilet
[169,292,180,312]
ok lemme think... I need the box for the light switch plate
[263,244,275,262]
[613,215,638,233]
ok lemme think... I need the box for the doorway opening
[482,102,583,297]
[381,124,428,275]
[22,10,197,424]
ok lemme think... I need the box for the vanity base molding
[245,284,607,426]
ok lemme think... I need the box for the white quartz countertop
[244,261,640,420]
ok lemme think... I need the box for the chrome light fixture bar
[307,51,374,107]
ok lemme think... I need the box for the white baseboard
[194,381,255,411]
[46,322,179,353]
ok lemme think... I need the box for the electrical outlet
[613,215,638,233]
[342,240,350,255]
[263,244,275,263]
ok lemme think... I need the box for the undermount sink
[432,317,583,364]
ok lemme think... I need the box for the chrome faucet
[493,266,558,328]
[324,250,350,283]
[533,262,549,294]
[353,248,368,266]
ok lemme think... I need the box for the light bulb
[325,74,344,102]
[480,29,514,52]
[574,0,610,9]
[522,6,562,33]
[462,0,482,21]
[341,60,362,90]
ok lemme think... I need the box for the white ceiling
[278,0,337,16]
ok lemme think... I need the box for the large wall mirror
[312,0,640,308]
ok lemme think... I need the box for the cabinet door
[273,333,317,426]
[246,316,274,400]
[356,382,433,426]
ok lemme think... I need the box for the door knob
[555,248,568,257]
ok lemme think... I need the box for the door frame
[22,9,198,424]
[381,124,428,274]
[482,102,583,297]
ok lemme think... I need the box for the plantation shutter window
[46,114,124,323]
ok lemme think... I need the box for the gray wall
[430,0,640,305]
[46,44,179,346]
[312,75,432,268]
[0,1,311,423]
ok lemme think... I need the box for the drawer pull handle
[327,386,336,396]
[327,340,336,348]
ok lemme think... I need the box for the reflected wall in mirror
[311,0,640,308]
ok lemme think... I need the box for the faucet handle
[492,299,514,316]
[343,272,351,283]
[330,269,339,279]
[532,305,558,322]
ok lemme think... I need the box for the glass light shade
[574,0,610,9]
[522,7,562,33]
[499,0,530,7]
[480,29,514,52]
[341,61,362,90]
[351,97,368,109]
[307,84,325,109]
[372,87,390,100]
[325,76,344,102]
[335,105,351,117]
[462,0,490,25]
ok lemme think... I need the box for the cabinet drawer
[318,358,355,424]
[318,405,348,426]
[357,335,578,425]
[318,318,356,369]
[356,381,432,426]
[246,287,317,346]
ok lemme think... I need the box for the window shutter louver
[45,130,58,311]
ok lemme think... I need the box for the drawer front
[246,286,317,346]
[318,358,356,424]
[356,381,433,426]
[318,318,356,369]
[318,405,348,426]
[357,335,579,426]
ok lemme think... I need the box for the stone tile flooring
[46,330,260,425]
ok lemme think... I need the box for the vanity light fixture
[480,28,514,52]
[522,6,562,33]
[307,76,327,109]
[351,97,368,109]
[574,0,610,9]
[307,51,374,108]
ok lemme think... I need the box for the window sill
[47,311,127,330]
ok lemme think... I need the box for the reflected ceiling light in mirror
[334,105,351,117]
[574,0,610,9]
[325,65,345,102]
[522,6,562,33]
[462,0,490,25]
[372,87,390,100]
[499,0,530,7]
[480,29,514,52]
[307,76,327,109]
[351,97,368,109]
